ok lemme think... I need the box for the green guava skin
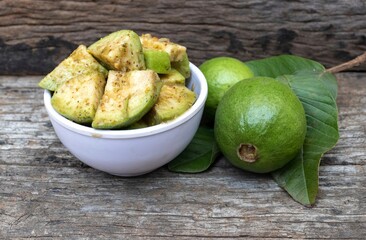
[199,57,254,118]
[143,49,171,74]
[214,77,307,173]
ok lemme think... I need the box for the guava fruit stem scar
[237,143,257,163]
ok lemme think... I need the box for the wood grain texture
[0,0,365,75]
[0,73,365,238]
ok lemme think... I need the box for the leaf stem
[326,51,366,74]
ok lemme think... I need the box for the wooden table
[0,72,365,239]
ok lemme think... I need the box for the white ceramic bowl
[44,63,208,176]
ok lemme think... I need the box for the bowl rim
[44,62,208,139]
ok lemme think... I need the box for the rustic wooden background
[0,0,365,75]
[1,73,365,238]
[1,0,366,239]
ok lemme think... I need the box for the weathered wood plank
[0,164,365,239]
[0,73,365,238]
[0,0,365,75]
[0,164,365,238]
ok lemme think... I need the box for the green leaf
[272,70,339,206]
[168,127,219,173]
[246,55,325,78]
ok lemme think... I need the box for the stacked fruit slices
[39,30,196,130]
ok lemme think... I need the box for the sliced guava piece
[88,30,145,71]
[171,52,190,78]
[51,71,106,124]
[38,45,108,91]
[140,34,186,62]
[143,49,171,74]
[92,70,162,129]
[144,84,196,126]
[159,68,185,85]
